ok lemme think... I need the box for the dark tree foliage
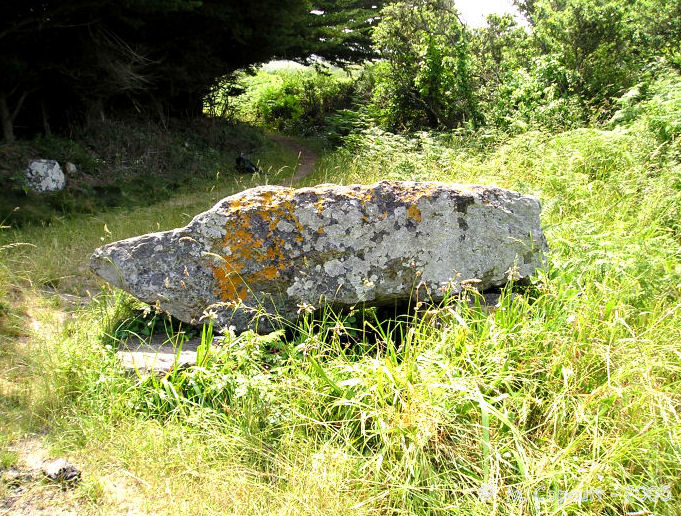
[0,0,316,141]
[287,1,386,65]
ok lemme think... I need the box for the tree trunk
[0,94,15,143]
[41,99,51,136]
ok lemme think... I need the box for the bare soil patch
[268,134,319,185]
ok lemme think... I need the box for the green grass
[0,118,296,227]
[2,79,681,514]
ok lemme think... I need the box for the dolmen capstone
[90,181,547,333]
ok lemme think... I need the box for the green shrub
[370,0,479,131]
[233,68,356,134]
[480,56,587,133]
[645,78,681,144]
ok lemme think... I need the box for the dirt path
[268,134,319,185]
[2,435,151,515]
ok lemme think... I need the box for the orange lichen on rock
[212,188,302,303]
[260,266,280,280]
[212,212,259,302]
[396,182,441,204]
[407,205,422,223]
[212,182,468,304]
[348,190,373,203]
[315,199,325,215]
[213,265,249,302]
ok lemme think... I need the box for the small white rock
[42,458,81,484]
[25,159,66,193]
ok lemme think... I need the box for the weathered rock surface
[116,335,221,373]
[90,181,547,332]
[42,458,81,485]
[25,159,66,192]
[65,162,78,174]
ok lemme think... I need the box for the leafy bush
[323,108,371,147]
[645,78,681,144]
[609,69,681,159]
[530,0,646,105]
[370,0,479,131]
[234,68,356,134]
[480,56,586,133]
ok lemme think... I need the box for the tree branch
[11,91,28,121]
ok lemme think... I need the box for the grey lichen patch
[90,180,548,334]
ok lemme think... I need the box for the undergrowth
[233,67,358,136]
[0,117,289,226]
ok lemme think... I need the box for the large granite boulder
[91,181,547,332]
[25,159,66,192]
